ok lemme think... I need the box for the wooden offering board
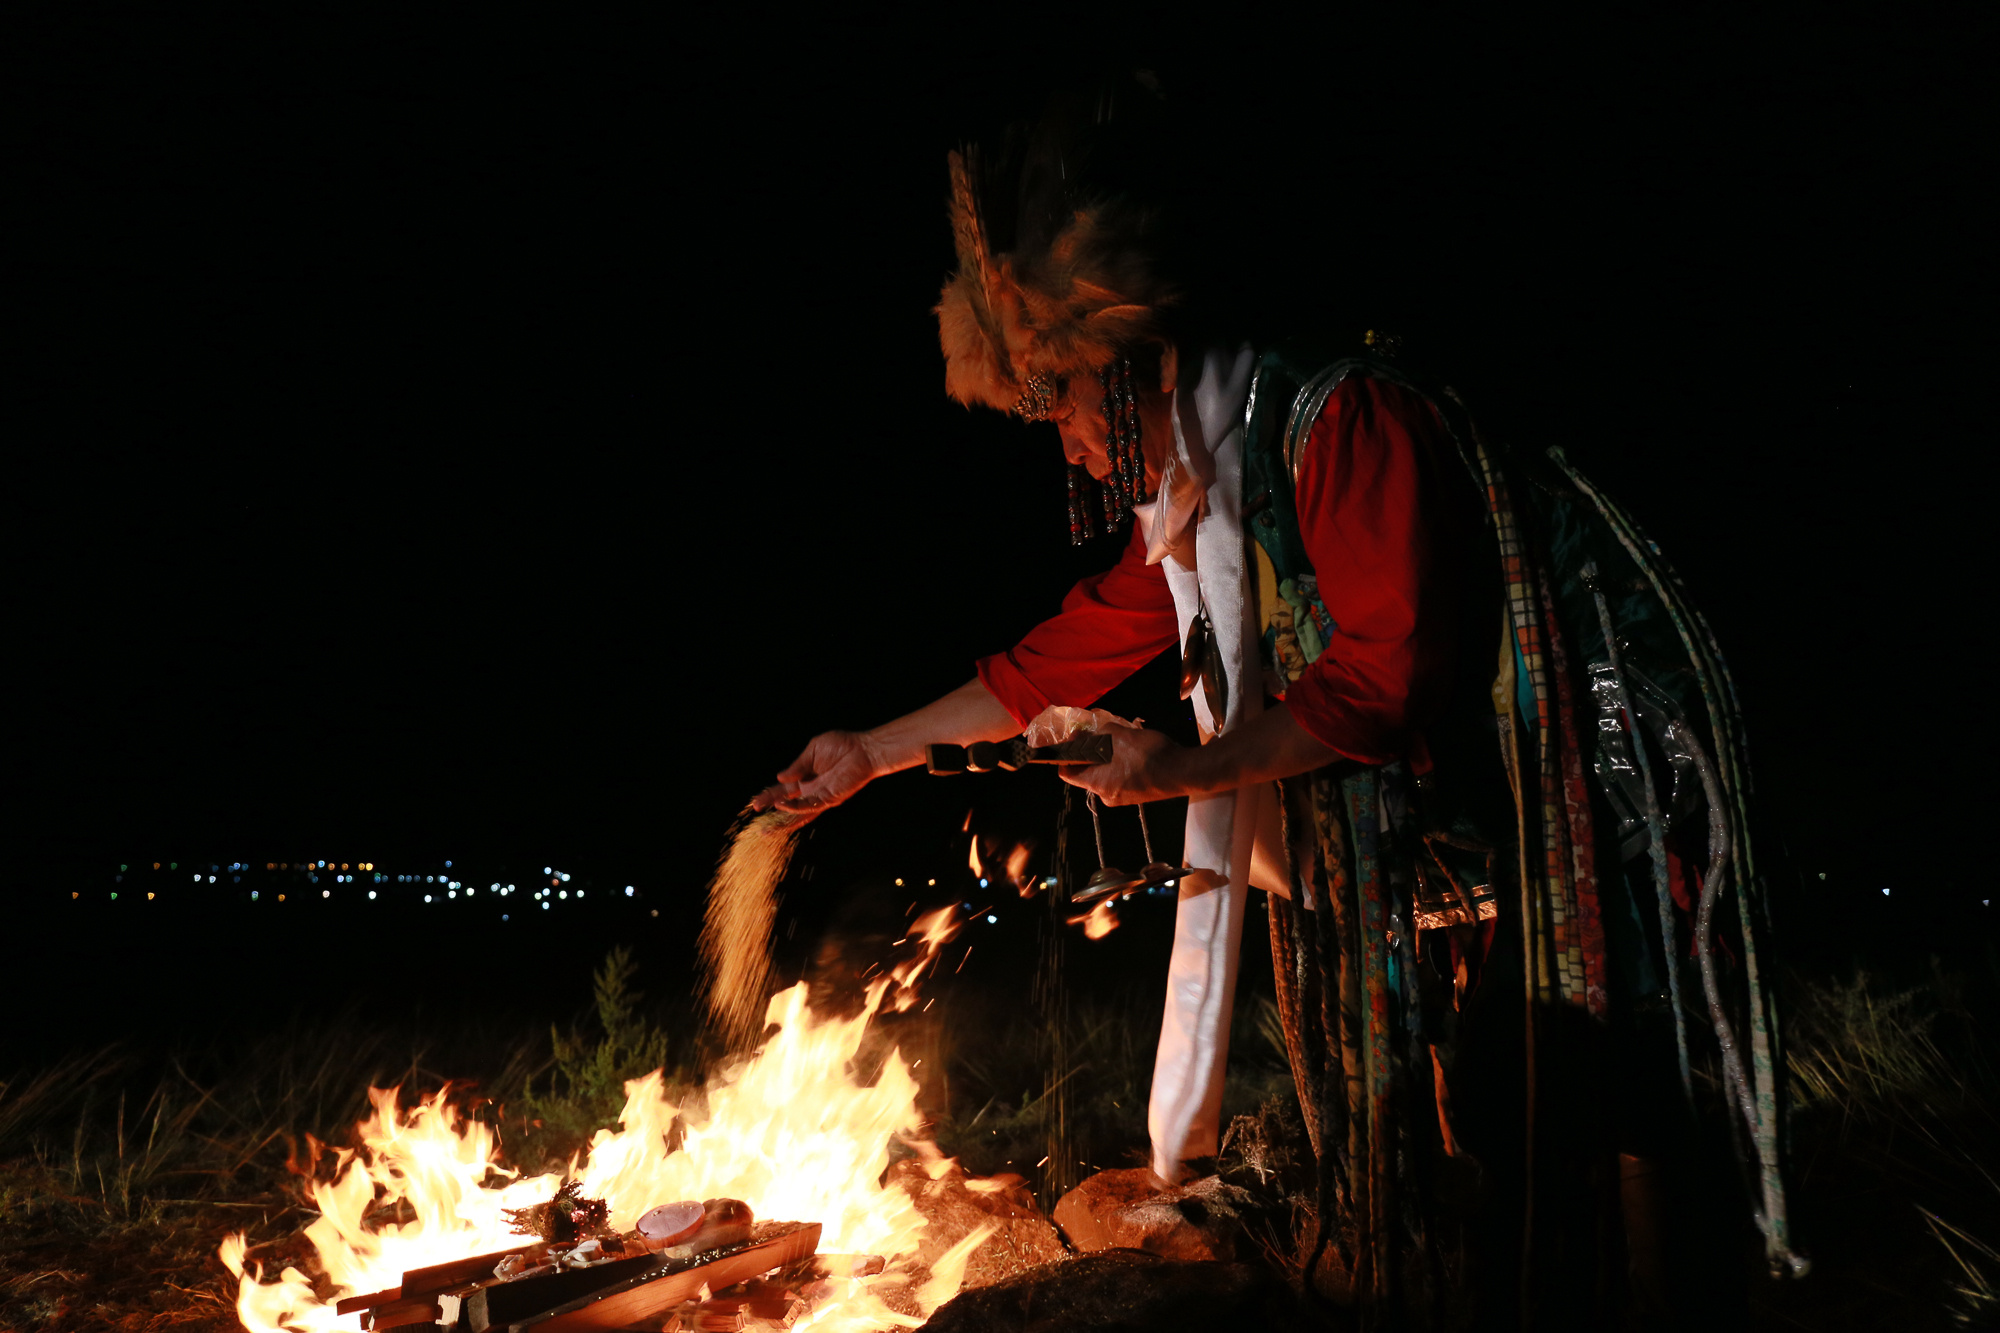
[514,1224,821,1333]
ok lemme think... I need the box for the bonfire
[222,905,1015,1332]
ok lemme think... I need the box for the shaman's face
[1055,372,1170,491]
[1054,373,1112,479]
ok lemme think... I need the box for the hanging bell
[1135,803,1175,888]
[1070,864,1147,907]
[1070,792,1144,908]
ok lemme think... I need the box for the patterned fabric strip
[1343,770,1395,1304]
[1539,575,1609,1015]
[1547,448,1801,1275]
[1469,437,1575,1006]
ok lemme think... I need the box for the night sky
[10,10,1991,1031]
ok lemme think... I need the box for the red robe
[976,376,1475,763]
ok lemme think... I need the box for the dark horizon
[12,11,1992,967]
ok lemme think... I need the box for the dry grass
[1749,962,2000,1331]
[0,1017,546,1333]
[698,810,802,1050]
[6,946,1995,1332]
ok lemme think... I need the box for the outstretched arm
[751,678,1019,821]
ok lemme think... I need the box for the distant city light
[625,886,634,896]
[558,891,568,899]
[1882,887,1891,896]
[321,890,330,899]
[147,892,155,900]
[368,890,376,899]
[544,867,552,875]
[577,889,584,898]
[193,873,200,881]
[502,914,510,922]
[110,892,118,900]
[979,878,989,889]
[895,878,904,887]
[444,860,452,868]
[986,914,998,924]
[424,895,432,902]
[928,879,936,886]
[560,873,570,882]
[650,909,659,918]
[251,891,259,900]
[542,902,550,910]
[449,891,457,898]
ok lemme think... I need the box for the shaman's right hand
[753,730,885,823]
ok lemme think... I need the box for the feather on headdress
[937,144,1175,413]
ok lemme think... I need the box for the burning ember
[222,910,997,1331]
[966,830,1037,898]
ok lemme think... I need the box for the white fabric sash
[1137,345,1277,1182]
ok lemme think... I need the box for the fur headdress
[936,142,1177,414]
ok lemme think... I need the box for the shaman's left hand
[1058,727,1192,805]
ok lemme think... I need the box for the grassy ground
[2,953,1993,1331]
[1746,961,1999,1331]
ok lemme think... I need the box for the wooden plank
[335,1285,401,1316]
[517,1224,821,1333]
[464,1251,664,1331]
[401,1244,536,1297]
[362,1296,443,1330]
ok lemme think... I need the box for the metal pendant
[1179,613,1208,701]
[1201,621,1228,722]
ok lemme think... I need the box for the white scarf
[1130,344,1278,1182]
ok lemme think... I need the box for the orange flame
[223,915,981,1331]
[1004,843,1034,896]
[1066,899,1121,940]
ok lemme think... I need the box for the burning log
[326,1213,823,1333]
[334,1246,535,1319]
[518,1221,820,1332]
[362,1296,446,1330]
[227,941,1004,1330]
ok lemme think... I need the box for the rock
[918,1249,1310,1332]
[1051,1168,1253,1263]
[887,1159,1070,1290]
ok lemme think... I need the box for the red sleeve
[976,522,1180,727]
[1283,376,1469,765]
